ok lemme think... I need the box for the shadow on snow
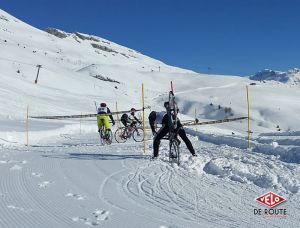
[42,153,148,161]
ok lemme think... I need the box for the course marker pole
[246,86,251,149]
[195,108,198,131]
[80,112,82,134]
[116,101,120,142]
[142,83,147,154]
[26,105,29,146]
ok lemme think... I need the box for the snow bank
[186,128,300,164]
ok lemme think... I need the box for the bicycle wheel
[132,127,144,142]
[105,129,113,145]
[114,128,128,143]
[99,129,105,145]
[169,139,180,166]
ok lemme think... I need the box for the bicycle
[167,91,180,166]
[114,124,144,143]
[161,128,180,166]
[168,131,180,166]
[99,125,113,145]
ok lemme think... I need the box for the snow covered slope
[1,8,300,228]
[1,8,300,141]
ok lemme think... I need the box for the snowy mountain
[250,68,300,85]
[1,9,300,228]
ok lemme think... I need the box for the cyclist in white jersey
[148,104,196,158]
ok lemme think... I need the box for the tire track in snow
[127,144,246,227]
[92,148,172,225]
[164,165,200,220]
[122,160,174,225]
[154,166,196,221]
[98,166,128,211]
[171,167,243,227]
[95,152,174,226]
[122,159,207,227]
[151,162,231,226]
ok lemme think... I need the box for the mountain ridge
[250,68,300,85]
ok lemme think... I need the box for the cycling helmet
[130,108,136,115]
[100,103,107,107]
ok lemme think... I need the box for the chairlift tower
[34,64,42,84]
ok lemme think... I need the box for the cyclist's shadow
[66,153,147,161]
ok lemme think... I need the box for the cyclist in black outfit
[148,103,197,158]
[121,108,141,127]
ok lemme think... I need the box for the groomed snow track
[0,131,299,228]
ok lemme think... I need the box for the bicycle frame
[114,125,144,143]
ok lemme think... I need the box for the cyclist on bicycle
[148,102,196,159]
[120,108,141,128]
[97,103,115,135]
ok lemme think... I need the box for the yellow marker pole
[80,112,82,134]
[26,105,29,146]
[246,86,251,149]
[194,108,198,131]
[142,83,147,154]
[116,101,120,142]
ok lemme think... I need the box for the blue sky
[1,0,300,76]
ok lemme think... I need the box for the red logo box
[256,192,285,208]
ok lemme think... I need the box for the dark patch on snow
[45,28,68,38]
[91,43,118,53]
[0,15,9,21]
[92,74,120,84]
[75,32,99,42]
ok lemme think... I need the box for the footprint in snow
[71,209,110,226]
[38,181,53,188]
[160,226,179,228]
[65,193,86,200]
[7,205,33,213]
[31,172,43,177]
[72,217,99,226]
[93,209,110,221]
[10,165,22,171]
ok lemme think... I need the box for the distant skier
[97,103,115,134]
[120,108,141,128]
[148,102,197,159]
